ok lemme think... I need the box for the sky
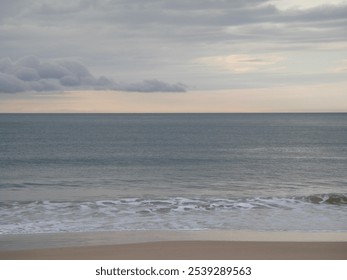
[0,0,347,112]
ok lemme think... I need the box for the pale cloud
[330,59,347,73]
[270,0,346,10]
[197,54,284,73]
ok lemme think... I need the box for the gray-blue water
[0,113,346,233]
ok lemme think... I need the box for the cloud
[117,79,187,92]
[0,0,27,21]
[0,73,27,93]
[197,54,284,73]
[330,59,347,73]
[0,56,186,93]
[14,67,40,81]
[270,0,346,11]
[6,1,347,45]
[0,57,13,73]
[0,0,346,92]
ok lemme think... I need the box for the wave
[1,193,346,234]
[1,193,346,213]
[305,194,347,205]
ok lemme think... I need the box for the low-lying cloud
[0,56,186,93]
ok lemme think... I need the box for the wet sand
[1,231,346,260]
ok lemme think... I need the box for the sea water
[0,113,346,233]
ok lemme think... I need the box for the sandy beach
[1,231,346,260]
[1,241,347,260]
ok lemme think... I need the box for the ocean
[0,113,346,234]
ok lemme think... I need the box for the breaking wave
[1,193,346,234]
[305,194,347,205]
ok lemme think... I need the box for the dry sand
[1,231,347,260]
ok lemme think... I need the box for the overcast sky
[1,0,347,112]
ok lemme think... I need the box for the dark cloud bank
[0,56,186,93]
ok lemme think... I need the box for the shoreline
[2,230,347,251]
[1,230,347,260]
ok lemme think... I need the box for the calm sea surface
[0,113,346,233]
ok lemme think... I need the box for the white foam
[1,194,346,234]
